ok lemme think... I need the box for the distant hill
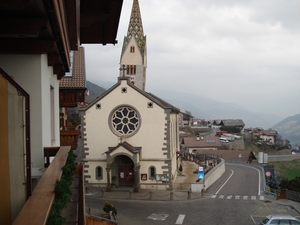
[157,91,283,129]
[85,80,290,131]
[86,81,106,103]
[272,114,300,148]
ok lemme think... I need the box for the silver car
[260,214,300,225]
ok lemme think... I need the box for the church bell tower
[120,0,147,91]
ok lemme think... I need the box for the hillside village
[179,111,295,151]
[1,0,299,224]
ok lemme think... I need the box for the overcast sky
[83,0,300,119]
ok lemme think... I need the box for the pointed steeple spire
[120,0,147,91]
[127,0,144,46]
[122,0,146,56]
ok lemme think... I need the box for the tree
[185,110,192,116]
[267,174,281,190]
[284,139,291,149]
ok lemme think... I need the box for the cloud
[83,0,300,118]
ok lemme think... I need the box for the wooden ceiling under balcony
[0,0,123,79]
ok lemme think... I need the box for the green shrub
[47,151,76,225]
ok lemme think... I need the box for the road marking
[226,163,262,196]
[260,196,265,201]
[211,195,217,198]
[219,195,224,199]
[243,196,248,200]
[226,195,232,199]
[235,195,240,200]
[251,196,257,200]
[215,169,234,194]
[175,214,185,224]
[147,213,169,221]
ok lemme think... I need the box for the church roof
[121,0,146,57]
[107,141,141,154]
[82,77,180,113]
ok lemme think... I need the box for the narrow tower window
[130,46,135,53]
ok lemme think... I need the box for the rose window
[111,106,140,136]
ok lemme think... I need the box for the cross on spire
[119,64,127,77]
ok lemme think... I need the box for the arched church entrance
[117,155,134,187]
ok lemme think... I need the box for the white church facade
[81,77,180,190]
[81,0,180,191]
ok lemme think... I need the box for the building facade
[81,77,180,190]
[81,0,180,191]
[0,0,123,223]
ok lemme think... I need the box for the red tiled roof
[195,149,256,162]
[59,46,86,89]
[182,136,221,148]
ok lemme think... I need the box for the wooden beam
[0,39,53,54]
[64,0,80,50]
[0,18,48,38]
[53,63,64,76]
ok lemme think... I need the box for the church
[81,0,180,191]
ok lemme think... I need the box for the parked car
[260,214,300,225]
[219,137,229,143]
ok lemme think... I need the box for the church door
[118,156,134,187]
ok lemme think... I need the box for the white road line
[243,196,248,200]
[211,195,217,198]
[226,195,232,199]
[260,196,265,201]
[219,195,224,199]
[175,214,185,225]
[251,196,256,200]
[215,169,234,194]
[235,195,240,200]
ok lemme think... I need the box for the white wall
[0,54,60,168]
[84,79,170,184]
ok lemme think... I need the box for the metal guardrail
[288,190,300,203]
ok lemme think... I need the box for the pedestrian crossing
[211,194,265,201]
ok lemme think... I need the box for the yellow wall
[0,75,12,224]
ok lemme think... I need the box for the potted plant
[103,201,117,216]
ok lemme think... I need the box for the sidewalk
[264,194,300,215]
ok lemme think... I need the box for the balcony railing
[60,128,81,150]
[13,146,71,225]
[13,146,86,225]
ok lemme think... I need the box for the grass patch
[269,158,300,180]
[244,142,261,153]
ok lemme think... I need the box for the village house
[181,136,221,153]
[259,129,278,145]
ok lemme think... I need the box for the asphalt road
[86,163,300,225]
[207,163,263,196]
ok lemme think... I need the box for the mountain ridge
[86,80,299,147]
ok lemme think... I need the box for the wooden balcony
[13,146,70,225]
[60,128,81,150]
[13,147,86,225]
[59,90,85,107]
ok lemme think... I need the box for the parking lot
[250,199,300,224]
